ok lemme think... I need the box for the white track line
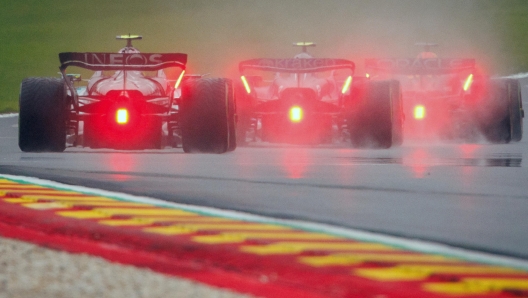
[0,113,18,118]
[503,72,528,79]
[2,173,528,271]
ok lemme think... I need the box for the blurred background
[1,0,527,112]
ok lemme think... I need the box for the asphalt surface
[1,79,527,260]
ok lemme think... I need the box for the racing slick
[365,44,523,143]
[236,42,403,148]
[19,35,236,153]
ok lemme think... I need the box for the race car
[236,42,404,148]
[19,35,236,153]
[365,43,524,143]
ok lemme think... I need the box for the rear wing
[239,58,355,74]
[365,58,475,75]
[59,52,187,71]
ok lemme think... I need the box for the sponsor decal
[59,52,186,68]
[246,58,351,70]
[81,53,163,65]
[366,58,475,71]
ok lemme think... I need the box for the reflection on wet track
[335,154,522,167]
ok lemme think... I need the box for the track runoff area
[0,175,527,298]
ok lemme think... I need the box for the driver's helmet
[293,52,313,59]
[116,47,143,77]
[292,52,315,81]
[118,47,140,54]
[416,51,438,59]
[416,45,438,59]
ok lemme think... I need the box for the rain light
[414,105,425,120]
[341,76,353,94]
[116,108,129,124]
[174,70,186,89]
[463,74,474,91]
[241,76,251,94]
[289,106,303,123]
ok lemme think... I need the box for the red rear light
[289,106,303,123]
[414,105,425,120]
[116,108,129,124]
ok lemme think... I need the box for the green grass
[2,0,528,112]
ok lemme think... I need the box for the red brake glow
[414,105,425,120]
[241,76,251,94]
[289,106,303,123]
[341,76,353,94]
[463,74,474,91]
[174,70,186,89]
[116,108,129,124]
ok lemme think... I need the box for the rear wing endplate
[59,52,187,71]
[239,58,355,74]
[365,58,475,75]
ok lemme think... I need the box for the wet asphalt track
[1,78,527,260]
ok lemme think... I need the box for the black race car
[19,35,236,153]
[236,42,404,148]
[365,44,523,143]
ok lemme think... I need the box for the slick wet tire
[235,82,252,146]
[481,79,521,144]
[19,77,67,152]
[180,78,236,153]
[390,80,404,146]
[507,79,523,142]
[348,80,399,148]
[367,80,394,148]
[226,81,237,152]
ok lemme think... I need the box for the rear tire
[480,79,522,143]
[180,78,236,153]
[19,77,67,152]
[390,80,404,146]
[235,82,252,146]
[226,81,237,152]
[508,79,523,142]
[348,80,401,148]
